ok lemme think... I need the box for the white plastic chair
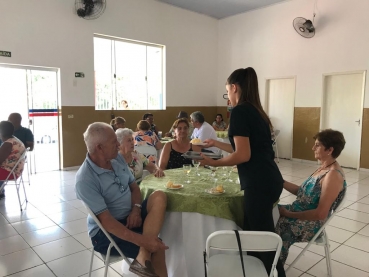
[0,150,28,211]
[84,204,132,277]
[135,145,157,160]
[286,193,347,276]
[205,231,282,277]
[272,130,280,163]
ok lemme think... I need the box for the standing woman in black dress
[201,67,285,277]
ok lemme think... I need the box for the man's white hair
[116,128,134,144]
[83,122,112,154]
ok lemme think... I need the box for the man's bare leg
[135,191,167,276]
[151,249,168,277]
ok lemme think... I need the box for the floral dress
[133,130,159,164]
[275,169,347,264]
[118,151,149,184]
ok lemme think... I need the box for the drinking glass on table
[183,164,191,184]
[226,166,234,183]
[192,159,200,176]
[208,166,218,178]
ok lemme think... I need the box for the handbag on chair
[203,230,246,277]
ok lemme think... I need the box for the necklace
[309,160,337,178]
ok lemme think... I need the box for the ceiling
[156,0,290,19]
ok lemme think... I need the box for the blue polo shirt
[14,127,34,147]
[75,154,135,237]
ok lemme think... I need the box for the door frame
[320,70,366,170]
[0,63,62,171]
[264,76,297,160]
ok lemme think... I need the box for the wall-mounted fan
[75,0,106,20]
[293,17,315,38]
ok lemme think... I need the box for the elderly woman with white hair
[116,128,164,184]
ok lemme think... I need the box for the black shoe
[0,193,5,199]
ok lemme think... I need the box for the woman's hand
[154,168,165,178]
[278,205,289,218]
[202,139,216,148]
[198,153,216,166]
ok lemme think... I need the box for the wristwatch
[134,203,142,209]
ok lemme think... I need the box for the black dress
[166,142,193,169]
[228,102,285,277]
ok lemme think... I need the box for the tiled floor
[1,160,369,276]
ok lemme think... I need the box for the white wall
[0,0,218,107]
[217,0,369,108]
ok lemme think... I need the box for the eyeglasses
[112,168,126,193]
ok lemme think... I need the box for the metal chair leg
[89,248,95,277]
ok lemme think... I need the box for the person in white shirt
[190,111,218,153]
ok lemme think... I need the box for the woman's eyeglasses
[112,169,126,193]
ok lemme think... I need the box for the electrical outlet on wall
[305,137,308,143]
[68,114,74,119]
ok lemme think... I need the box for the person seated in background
[134,120,163,164]
[276,129,347,265]
[212,114,227,131]
[75,122,168,277]
[159,118,201,170]
[0,121,26,199]
[143,113,159,136]
[190,111,218,153]
[8,113,34,151]
[116,128,165,184]
[165,111,194,139]
[114,116,126,130]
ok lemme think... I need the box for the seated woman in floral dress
[133,120,163,164]
[276,129,347,265]
[116,128,164,184]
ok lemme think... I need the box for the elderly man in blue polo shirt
[75,122,168,277]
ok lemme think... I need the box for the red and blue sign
[29,109,58,117]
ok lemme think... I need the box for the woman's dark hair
[313,129,346,158]
[216,114,223,121]
[172,118,190,129]
[0,121,14,138]
[227,67,272,127]
[137,120,151,131]
[143,113,153,120]
[115,117,126,124]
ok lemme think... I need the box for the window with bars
[94,36,165,110]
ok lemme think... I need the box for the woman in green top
[201,67,285,277]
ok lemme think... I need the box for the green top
[215,131,228,138]
[140,167,245,227]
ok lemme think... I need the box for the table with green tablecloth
[132,167,280,277]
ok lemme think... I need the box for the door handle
[355,119,360,125]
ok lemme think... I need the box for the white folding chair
[135,145,157,160]
[205,231,282,277]
[0,150,28,211]
[84,204,132,277]
[272,130,280,163]
[286,192,347,276]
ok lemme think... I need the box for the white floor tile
[285,245,323,272]
[3,206,45,223]
[329,216,367,232]
[36,202,76,215]
[344,192,365,202]
[337,209,369,223]
[331,245,369,272]
[58,192,78,201]
[47,250,104,277]
[0,235,30,256]
[308,258,369,277]
[65,199,84,208]
[346,202,369,214]
[32,236,85,262]
[344,233,369,253]
[325,226,355,243]
[281,195,297,203]
[294,240,340,257]
[47,209,86,224]
[11,216,56,234]
[0,214,8,225]
[79,267,122,277]
[20,225,70,247]
[59,218,87,235]
[357,196,369,205]
[285,267,304,277]
[73,232,92,249]
[6,264,55,277]
[358,224,369,237]
[0,248,43,276]
[283,175,303,182]
[78,206,88,214]
[0,223,18,240]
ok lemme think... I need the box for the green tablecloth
[140,167,244,227]
[216,131,228,138]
